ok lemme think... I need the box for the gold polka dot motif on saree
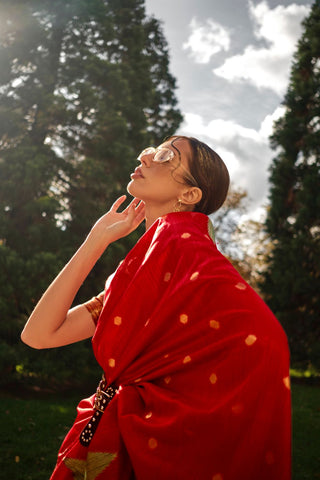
[190,271,199,281]
[179,314,188,324]
[209,373,217,384]
[164,376,171,384]
[113,316,122,326]
[183,355,192,364]
[181,232,191,239]
[164,271,171,282]
[145,411,153,419]
[148,438,158,449]
[245,334,257,346]
[235,282,247,290]
[108,358,116,368]
[209,319,220,329]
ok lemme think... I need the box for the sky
[144,0,313,219]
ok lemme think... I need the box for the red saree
[50,212,291,480]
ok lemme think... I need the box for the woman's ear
[180,186,202,207]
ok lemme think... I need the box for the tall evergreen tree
[0,0,182,384]
[262,1,320,369]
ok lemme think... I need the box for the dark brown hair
[167,135,230,215]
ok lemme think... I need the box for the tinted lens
[137,147,155,161]
[154,148,174,163]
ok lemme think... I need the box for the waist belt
[80,374,118,447]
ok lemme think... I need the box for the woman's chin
[126,180,134,195]
[127,180,142,199]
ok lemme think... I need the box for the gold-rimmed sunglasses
[137,146,198,187]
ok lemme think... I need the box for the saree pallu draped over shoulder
[50,212,291,480]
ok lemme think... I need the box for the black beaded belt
[80,374,118,447]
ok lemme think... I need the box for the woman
[21,136,291,480]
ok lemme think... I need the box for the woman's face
[127,138,195,209]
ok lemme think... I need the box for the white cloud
[259,105,286,139]
[179,108,286,216]
[183,18,231,64]
[181,112,261,146]
[213,1,310,95]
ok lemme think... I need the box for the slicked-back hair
[167,135,230,215]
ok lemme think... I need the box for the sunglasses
[137,146,175,163]
[137,146,198,187]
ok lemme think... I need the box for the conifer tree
[262,1,320,369]
[0,0,182,383]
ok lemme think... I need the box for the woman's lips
[130,167,144,179]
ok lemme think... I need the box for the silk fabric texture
[50,212,291,480]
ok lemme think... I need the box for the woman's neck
[144,203,192,230]
[144,203,174,230]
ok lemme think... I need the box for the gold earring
[174,199,182,212]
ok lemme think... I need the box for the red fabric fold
[50,212,291,480]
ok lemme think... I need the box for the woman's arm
[21,196,145,349]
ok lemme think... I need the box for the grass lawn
[0,391,80,480]
[0,382,319,479]
[292,383,320,480]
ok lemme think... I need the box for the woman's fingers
[107,196,144,232]
[135,201,145,217]
[111,195,127,211]
[125,200,145,228]
[123,197,141,214]
[112,196,143,215]
[131,200,145,217]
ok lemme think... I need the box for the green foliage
[15,340,101,389]
[0,0,182,384]
[262,2,320,369]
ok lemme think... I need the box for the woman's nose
[139,153,153,167]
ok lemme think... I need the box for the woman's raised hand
[87,196,145,247]
[21,195,145,349]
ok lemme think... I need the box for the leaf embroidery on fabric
[64,452,117,480]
